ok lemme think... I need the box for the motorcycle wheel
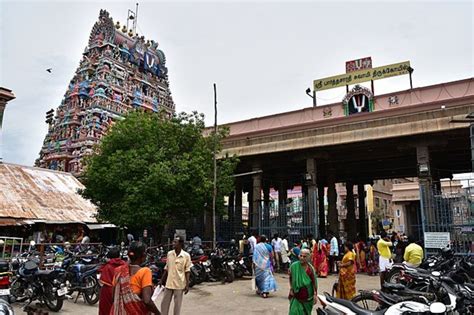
[83,276,100,305]
[10,278,27,302]
[43,282,64,312]
[225,266,235,283]
[195,266,204,284]
[351,292,383,311]
[234,267,244,278]
[385,268,402,284]
[189,272,196,288]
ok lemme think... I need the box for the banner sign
[346,57,372,73]
[314,61,411,92]
[424,232,451,249]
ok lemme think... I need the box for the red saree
[312,241,329,277]
[355,241,367,273]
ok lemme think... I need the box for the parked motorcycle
[11,260,67,312]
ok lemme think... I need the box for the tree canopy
[80,111,238,234]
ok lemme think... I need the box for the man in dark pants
[327,231,339,274]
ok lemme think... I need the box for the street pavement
[13,273,381,314]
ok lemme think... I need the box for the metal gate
[419,182,473,256]
[249,196,317,242]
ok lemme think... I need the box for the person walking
[281,235,290,272]
[253,235,277,298]
[328,232,339,274]
[98,247,125,315]
[355,237,367,273]
[367,238,379,276]
[377,231,393,288]
[160,236,191,315]
[403,236,424,268]
[336,242,356,300]
[312,237,329,278]
[288,249,317,315]
[271,234,283,272]
[111,241,161,314]
[247,231,258,256]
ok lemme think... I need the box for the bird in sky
[46,68,52,73]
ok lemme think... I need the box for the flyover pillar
[318,182,326,238]
[234,181,243,235]
[417,146,434,231]
[252,169,262,232]
[327,171,338,235]
[346,181,357,241]
[306,158,318,237]
[358,184,368,240]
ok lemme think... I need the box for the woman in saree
[288,249,317,315]
[367,239,379,276]
[355,238,367,273]
[253,235,277,298]
[336,241,356,300]
[311,238,329,278]
[111,241,160,314]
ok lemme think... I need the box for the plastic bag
[152,285,165,303]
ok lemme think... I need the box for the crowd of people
[93,230,424,315]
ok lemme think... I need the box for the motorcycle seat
[325,294,385,315]
[79,264,98,272]
[36,270,53,276]
[383,283,405,290]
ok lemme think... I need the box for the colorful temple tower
[36,9,175,176]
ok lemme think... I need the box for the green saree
[289,261,317,315]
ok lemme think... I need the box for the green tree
[79,111,238,237]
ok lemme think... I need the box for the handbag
[152,285,165,303]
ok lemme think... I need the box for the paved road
[13,273,380,314]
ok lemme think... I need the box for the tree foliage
[80,111,238,232]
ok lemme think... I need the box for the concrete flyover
[218,78,474,240]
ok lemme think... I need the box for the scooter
[317,292,448,315]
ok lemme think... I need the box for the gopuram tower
[36,9,175,176]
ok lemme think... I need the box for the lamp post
[306,88,316,107]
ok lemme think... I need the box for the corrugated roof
[0,163,97,223]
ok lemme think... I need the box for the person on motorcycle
[403,236,423,268]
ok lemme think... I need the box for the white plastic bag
[152,285,165,303]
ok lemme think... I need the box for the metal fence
[248,197,317,243]
[419,182,473,256]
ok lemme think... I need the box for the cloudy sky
[1,0,473,166]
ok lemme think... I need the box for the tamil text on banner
[314,61,411,92]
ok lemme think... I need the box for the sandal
[262,293,268,298]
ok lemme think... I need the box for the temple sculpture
[36,10,175,175]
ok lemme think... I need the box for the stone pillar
[417,146,434,230]
[0,87,16,163]
[228,191,235,237]
[252,171,262,232]
[306,158,318,235]
[318,183,326,238]
[278,182,288,234]
[235,182,243,235]
[346,181,356,241]
[263,183,270,235]
[358,184,367,240]
[327,172,338,235]
[247,188,253,230]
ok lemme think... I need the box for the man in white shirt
[281,234,290,271]
[271,234,283,272]
[247,231,258,255]
[328,231,339,274]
